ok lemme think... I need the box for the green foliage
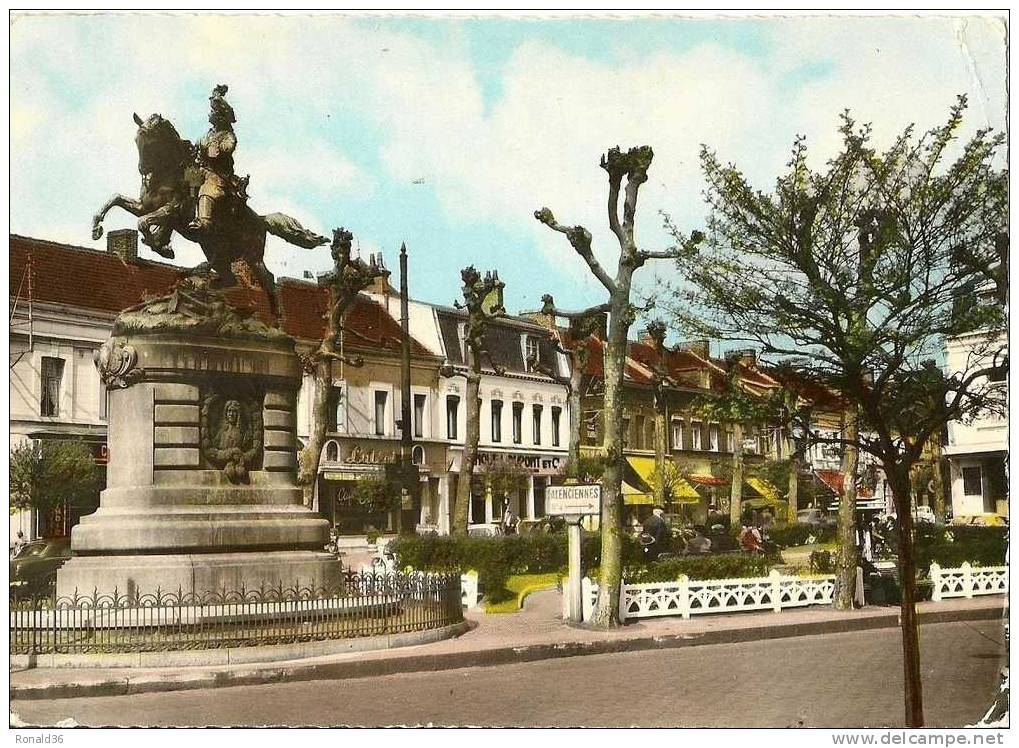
[568,454,609,482]
[596,553,771,583]
[10,439,100,515]
[768,523,837,548]
[809,550,836,574]
[910,525,1007,572]
[480,459,530,500]
[484,573,562,614]
[349,472,401,515]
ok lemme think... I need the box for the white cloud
[9,13,1007,303]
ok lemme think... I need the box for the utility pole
[399,243,415,532]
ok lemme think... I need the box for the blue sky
[9,13,1007,321]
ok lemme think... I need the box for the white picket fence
[565,569,837,622]
[930,563,1008,601]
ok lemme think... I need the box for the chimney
[366,251,394,297]
[107,229,139,263]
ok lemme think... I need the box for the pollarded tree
[447,267,506,536]
[298,228,387,507]
[533,294,607,476]
[535,146,702,627]
[669,97,1006,727]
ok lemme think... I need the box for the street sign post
[547,484,602,623]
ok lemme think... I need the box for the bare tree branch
[534,207,616,292]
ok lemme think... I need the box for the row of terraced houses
[9,232,1006,550]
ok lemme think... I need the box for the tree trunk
[298,357,332,509]
[451,345,481,536]
[591,283,632,628]
[566,347,586,475]
[888,463,925,727]
[834,408,859,610]
[786,458,799,524]
[784,396,799,523]
[653,395,668,507]
[929,431,946,524]
[730,422,744,528]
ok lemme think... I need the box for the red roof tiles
[9,235,434,357]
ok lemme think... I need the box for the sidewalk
[10,591,1007,701]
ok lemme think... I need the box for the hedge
[913,525,1007,572]
[617,553,771,583]
[388,533,767,599]
[768,523,837,549]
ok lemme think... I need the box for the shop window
[532,404,543,445]
[962,467,983,496]
[40,356,64,417]
[551,406,562,447]
[374,390,388,436]
[413,393,426,438]
[512,402,523,444]
[491,400,503,442]
[446,395,460,440]
[691,421,702,450]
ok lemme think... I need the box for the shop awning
[743,477,786,509]
[623,457,701,506]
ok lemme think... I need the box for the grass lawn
[484,573,562,614]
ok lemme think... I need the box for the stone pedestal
[57,326,337,598]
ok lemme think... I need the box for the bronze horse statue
[92,113,328,317]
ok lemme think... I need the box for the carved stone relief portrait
[199,388,264,482]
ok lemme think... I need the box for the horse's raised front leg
[92,194,145,240]
[137,203,178,259]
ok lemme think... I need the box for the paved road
[12,620,1006,728]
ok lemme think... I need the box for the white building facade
[944,329,1008,517]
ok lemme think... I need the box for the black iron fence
[10,571,463,655]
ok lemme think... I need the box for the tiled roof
[435,308,563,377]
[9,235,434,357]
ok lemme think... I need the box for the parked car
[951,513,1008,527]
[797,508,835,528]
[467,523,502,538]
[10,537,71,595]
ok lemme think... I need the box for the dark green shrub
[768,523,836,548]
[609,553,771,583]
[809,550,835,574]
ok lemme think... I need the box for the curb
[10,603,1005,701]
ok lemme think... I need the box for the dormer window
[525,336,540,370]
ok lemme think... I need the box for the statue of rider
[189,84,249,233]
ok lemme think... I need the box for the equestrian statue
[91,84,328,318]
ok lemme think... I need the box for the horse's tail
[263,213,329,249]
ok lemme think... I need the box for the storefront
[317,438,448,541]
[446,448,566,527]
